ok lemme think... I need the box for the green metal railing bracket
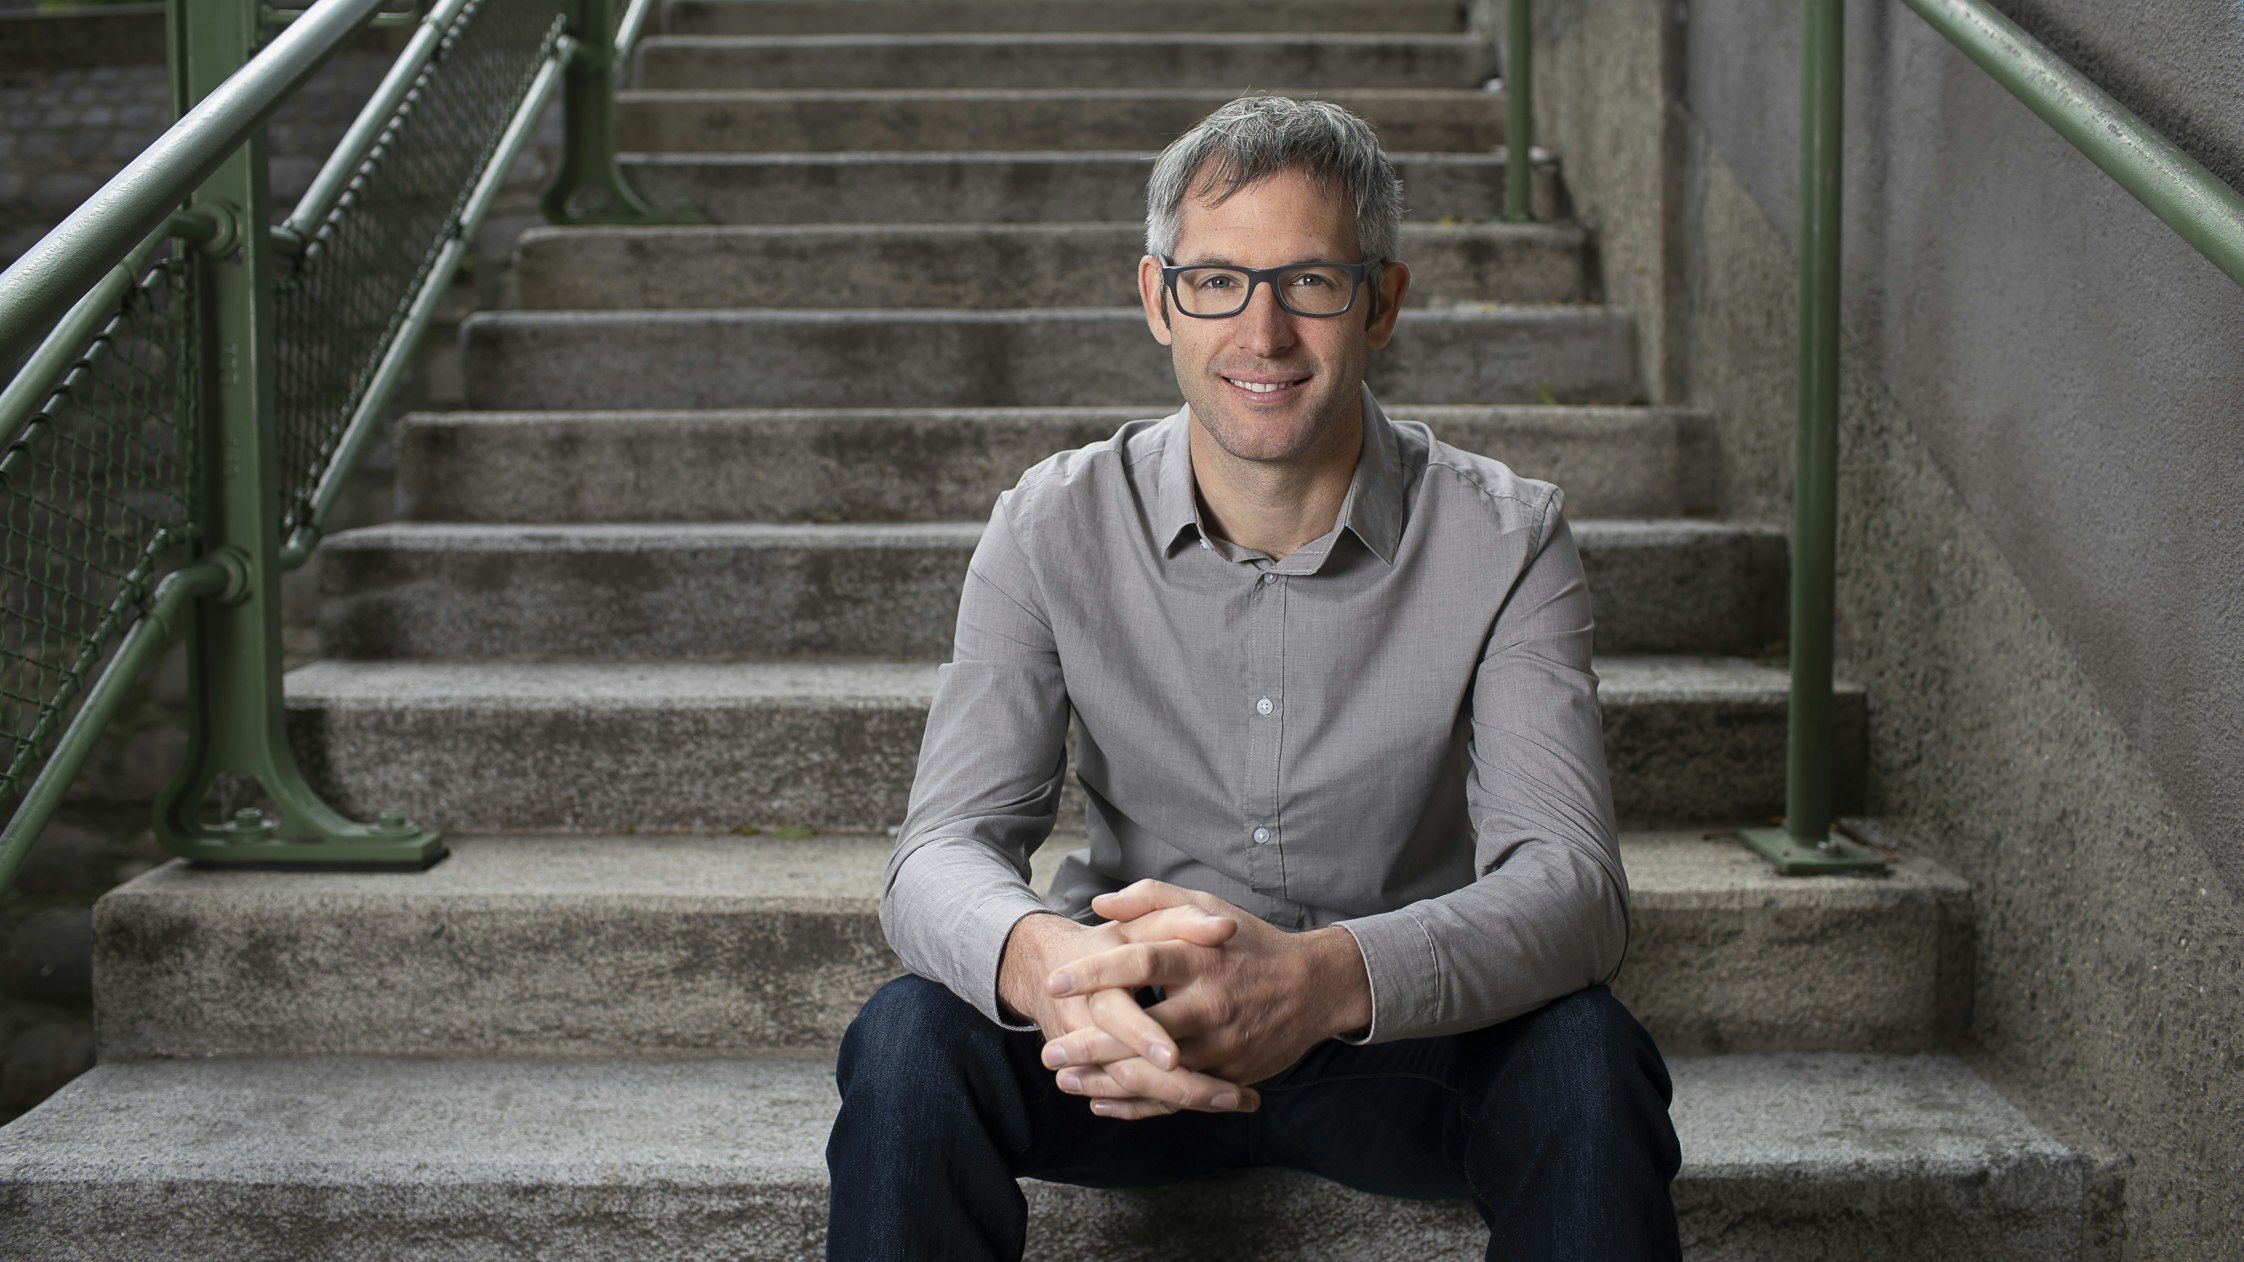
[541,0,700,225]
[149,0,443,871]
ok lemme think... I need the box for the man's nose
[1230,279,1299,358]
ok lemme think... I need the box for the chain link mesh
[273,0,565,537]
[0,254,195,816]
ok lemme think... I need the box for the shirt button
[1260,572,1278,585]
[1255,697,1273,715]
[1252,827,1271,844]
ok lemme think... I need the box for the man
[827,96,1681,1260]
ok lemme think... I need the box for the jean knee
[1488,988,1673,1141]
[837,974,998,1100]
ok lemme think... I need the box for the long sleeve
[1334,503,1631,1043]
[880,485,1072,1028]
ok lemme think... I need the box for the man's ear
[1364,260,1411,350]
[1138,255,1174,346]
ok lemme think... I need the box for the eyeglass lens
[1170,266,1359,317]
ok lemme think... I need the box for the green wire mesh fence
[275,0,565,540]
[0,252,196,820]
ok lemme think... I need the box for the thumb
[1115,903,1238,947]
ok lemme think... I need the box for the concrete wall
[1535,1,2244,1257]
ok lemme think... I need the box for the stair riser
[665,0,1468,36]
[622,153,1563,226]
[513,224,1591,311]
[459,310,1642,411]
[284,689,1863,832]
[617,90,1504,153]
[397,408,1709,524]
[95,871,1963,1061]
[634,37,1497,92]
[316,526,1786,659]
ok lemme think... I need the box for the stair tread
[106,830,1960,910]
[284,655,1851,705]
[0,1052,2078,1191]
[325,518,1778,548]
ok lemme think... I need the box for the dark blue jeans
[826,975,1681,1260]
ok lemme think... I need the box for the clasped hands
[997,880,1372,1122]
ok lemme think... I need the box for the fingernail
[1211,1092,1239,1111]
[1149,1044,1175,1070]
[1057,1070,1081,1093]
[1090,1100,1112,1116]
[1046,971,1074,996]
[1041,1044,1069,1069]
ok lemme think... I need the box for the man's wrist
[1303,926,1373,1040]
[997,911,1077,1024]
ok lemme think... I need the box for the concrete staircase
[0,2,2099,1257]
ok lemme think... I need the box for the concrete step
[666,0,1469,36]
[459,308,1641,410]
[316,519,1785,659]
[633,34,1497,92]
[513,222,1591,311]
[280,657,1864,831]
[621,150,1563,225]
[397,405,1712,524]
[94,832,1970,1060]
[616,88,1505,153]
[0,1054,2091,1260]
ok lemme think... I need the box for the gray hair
[1145,96,1405,267]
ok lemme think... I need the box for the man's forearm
[997,910,1079,1026]
[1303,926,1374,1040]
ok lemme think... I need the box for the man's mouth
[1222,375,1310,396]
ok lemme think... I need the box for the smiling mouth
[1223,375,1310,395]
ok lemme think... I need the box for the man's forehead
[1171,163,1358,253]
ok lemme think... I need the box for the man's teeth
[1229,378,1294,394]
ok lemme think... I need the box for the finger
[1112,904,1237,948]
[1041,1024,1136,1070]
[1090,1098,1180,1121]
[1083,986,1181,1070]
[1064,1057,1254,1113]
[1091,879,1221,924]
[1049,941,1203,998]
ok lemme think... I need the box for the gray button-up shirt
[881,387,1629,1044]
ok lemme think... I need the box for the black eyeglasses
[1159,258,1374,318]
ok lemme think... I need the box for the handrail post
[543,0,695,225]
[150,0,443,868]
[1505,0,1534,223]
[1739,0,1885,875]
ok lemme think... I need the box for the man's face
[1137,164,1409,467]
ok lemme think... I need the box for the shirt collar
[1157,385,1406,567]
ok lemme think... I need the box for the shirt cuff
[884,839,1055,1029]
[1333,908,1441,1044]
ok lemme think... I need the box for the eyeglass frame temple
[1157,258,1375,319]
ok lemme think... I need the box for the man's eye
[1288,271,1339,288]
[1193,273,1241,290]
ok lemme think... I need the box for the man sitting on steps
[826,95,1682,1261]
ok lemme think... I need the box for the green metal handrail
[0,0,679,890]
[1505,0,1534,222]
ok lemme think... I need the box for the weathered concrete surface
[666,0,1466,36]
[635,34,1495,92]
[315,519,1782,659]
[615,87,1506,153]
[619,150,1564,226]
[396,405,1708,524]
[0,1054,2088,1260]
[459,307,1642,410]
[279,658,1860,831]
[93,832,1969,1060]
[513,221,1592,311]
